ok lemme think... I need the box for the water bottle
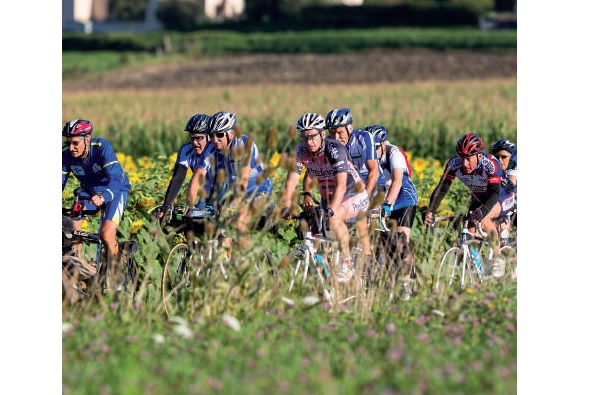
[315,253,330,278]
[471,248,484,275]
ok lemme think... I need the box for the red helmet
[62,119,93,137]
[456,133,484,156]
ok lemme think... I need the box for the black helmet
[491,138,516,154]
[185,113,211,134]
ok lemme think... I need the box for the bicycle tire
[499,245,517,281]
[435,247,467,294]
[279,250,327,296]
[162,243,194,317]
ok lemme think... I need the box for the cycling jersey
[428,152,514,217]
[161,142,215,208]
[62,137,131,203]
[294,138,365,203]
[212,135,273,199]
[376,143,419,210]
[345,128,378,184]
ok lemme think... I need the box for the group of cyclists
[62,108,517,295]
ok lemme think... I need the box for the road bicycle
[366,207,420,301]
[429,211,517,294]
[62,188,139,302]
[160,204,277,318]
[279,192,346,301]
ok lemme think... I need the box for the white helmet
[209,111,237,135]
[296,113,326,132]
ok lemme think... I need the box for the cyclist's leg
[329,207,351,259]
[341,191,371,256]
[101,191,128,292]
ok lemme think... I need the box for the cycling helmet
[491,138,516,154]
[208,111,236,135]
[296,113,326,132]
[456,133,484,156]
[325,108,353,129]
[185,113,211,134]
[365,124,387,144]
[62,119,92,137]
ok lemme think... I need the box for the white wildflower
[222,314,241,332]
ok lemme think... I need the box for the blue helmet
[185,113,211,134]
[491,138,516,155]
[365,124,387,144]
[325,108,353,129]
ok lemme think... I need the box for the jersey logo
[92,163,102,173]
[71,165,85,176]
[328,145,339,160]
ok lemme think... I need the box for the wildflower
[222,314,241,332]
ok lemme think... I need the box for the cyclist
[325,107,380,197]
[155,113,214,219]
[207,111,274,233]
[62,119,131,291]
[423,133,516,278]
[367,124,419,299]
[281,112,371,283]
[491,138,517,189]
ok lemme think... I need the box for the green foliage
[110,0,149,21]
[62,27,516,55]
[156,0,207,31]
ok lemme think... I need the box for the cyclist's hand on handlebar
[470,207,485,224]
[280,207,292,220]
[90,194,105,207]
[381,202,392,217]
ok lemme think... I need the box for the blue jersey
[176,141,216,199]
[212,135,273,197]
[376,143,418,210]
[345,129,378,183]
[62,137,131,203]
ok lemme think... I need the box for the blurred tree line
[109,0,500,29]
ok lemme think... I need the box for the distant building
[63,0,247,33]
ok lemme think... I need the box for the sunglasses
[495,155,511,159]
[190,135,207,142]
[210,131,228,139]
[375,144,382,148]
[300,131,322,141]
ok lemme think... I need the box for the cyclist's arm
[98,142,128,203]
[227,164,251,208]
[162,163,188,208]
[427,176,453,214]
[479,182,501,215]
[283,170,300,208]
[186,167,207,206]
[385,167,404,204]
[364,158,379,196]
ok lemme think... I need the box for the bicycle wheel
[500,245,517,281]
[162,243,194,317]
[435,247,466,294]
[279,250,327,296]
